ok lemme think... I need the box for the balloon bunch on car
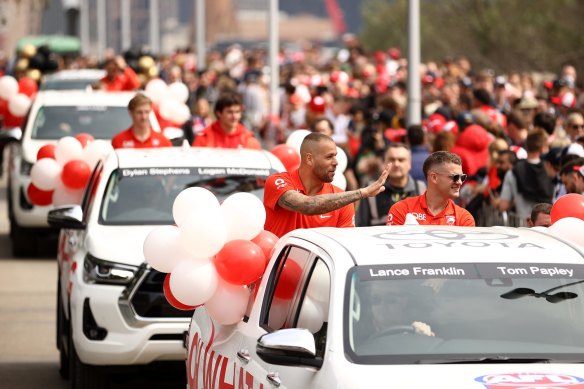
[143,188,279,325]
[270,129,349,189]
[0,74,38,127]
[538,193,584,246]
[143,78,191,131]
[27,134,113,207]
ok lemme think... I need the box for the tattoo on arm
[278,189,361,215]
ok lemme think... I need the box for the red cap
[309,96,326,113]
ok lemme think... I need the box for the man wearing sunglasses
[386,151,475,226]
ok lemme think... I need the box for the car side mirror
[256,328,323,368]
[0,127,23,142]
[48,205,85,229]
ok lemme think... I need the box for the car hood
[85,224,156,266]
[335,361,584,389]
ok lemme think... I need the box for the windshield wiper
[416,356,553,364]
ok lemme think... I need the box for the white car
[4,90,161,257]
[40,69,106,91]
[187,225,584,389]
[48,146,284,388]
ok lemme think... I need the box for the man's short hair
[524,128,548,154]
[506,110,526,129]
[128,93,152,111]
[407,124,425,146]
[498,149,517,164]
[533,112,556,135]
[422,151,462,179]
[300,132,334,154]
[214,92,242,114]
[530,203,552,223]
[310,117,334,133]
[560,157,584,177]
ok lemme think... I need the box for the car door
[237,244,333,389]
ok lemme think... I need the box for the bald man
[264,132,390,237]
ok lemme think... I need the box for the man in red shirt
[98,56,141,92]
[264,132,390,237]
[192,93,261,149]
[112,93,172,149]
[386,151,475,226]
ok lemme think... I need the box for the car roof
[32,90,136,106]
[106,146,284,171]
[42,69,105,81]
[286,225,584,266]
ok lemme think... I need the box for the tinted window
[99,169,269,225]
[30,106,131,140]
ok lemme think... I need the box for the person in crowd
[111,93,172,149]
[98,56,141,91]
[182,97,213,145]
[497,128,554,223]
[310,117,335,137]
[406,124,430,183]
[527,203,552,228]
[263,132,390,237]
[560,158,584,194]
[386,151,475,226]
[356,143,426,226]
[192,92,261,149]
[564,112,584,143]
[505,110,528,147]
[450,123,493,177]
[541,147,566,202]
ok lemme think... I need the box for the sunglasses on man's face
[570,124,584,130]
[433,172,468,183]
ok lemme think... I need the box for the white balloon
[159,98,177,121]
[143,225,195,273]
[172,187,221,226]
[285,129,311,155]
[30,158,62,191]
[55,136,83,166]
[179,206,227,258]
[174,103,192,125]
[82,140,113,169]
[0,75,18,99]
[53,181,84,206]
[205,280,250,325]
[306,262,330,305]
[297,296,325,334]
[331,171,347,190]
[144,78,169,104]
[168,82,190,104]
[8,93,32,117]
[267,296,288,330]
[170,259,218,306]
[336,146,348,172]
[530,226,549,233]
[221,192,266,241]
[548,217,584,246]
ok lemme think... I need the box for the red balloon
[61,160,91,190]
[18,77,38,98]
[163,274,198,311]
[75,133,95,148]
[3,109,23,127]
[214,240,266,285]
[551,193,584,224]
[274,260,302,300]
[37,144,56,160]
[27,183,53,206]
[0,98,8,116]
[271,144,300,171]
[251,230,279,269]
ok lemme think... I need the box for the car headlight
[20,159,33,176]
[83,254,139,285]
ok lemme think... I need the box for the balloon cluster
[144,78,191,130]
[27,135,114,207]
[538,193,584,246]
[143,188,280,325]
[270,129,349,189]
[0,75,38,127]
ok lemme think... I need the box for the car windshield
[40,79,100,91]
[30,105,131,140]
[99,167,270,225]
[346,262,584,364]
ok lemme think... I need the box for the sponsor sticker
[475,373,584,389]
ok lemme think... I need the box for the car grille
[130,269,193,318]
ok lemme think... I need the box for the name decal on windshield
[120,167,274,178]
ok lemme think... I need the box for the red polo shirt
[264,169,355,237]
[100,67,141,91]
[111,127,172,149]
[386,193,475,226]
[192,121,261,149]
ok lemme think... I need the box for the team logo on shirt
[446,215,456,225]
[386,213,394,225]
[274,178,287,190]
[152,139,161,146]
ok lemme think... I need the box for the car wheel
[69,322,109,389]
[57,280,70,380]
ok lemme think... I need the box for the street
[0,163,184,388]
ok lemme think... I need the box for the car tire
[69,322,109,389]
[57,280,70,380]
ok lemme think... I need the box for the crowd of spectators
[3,34,584,226]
